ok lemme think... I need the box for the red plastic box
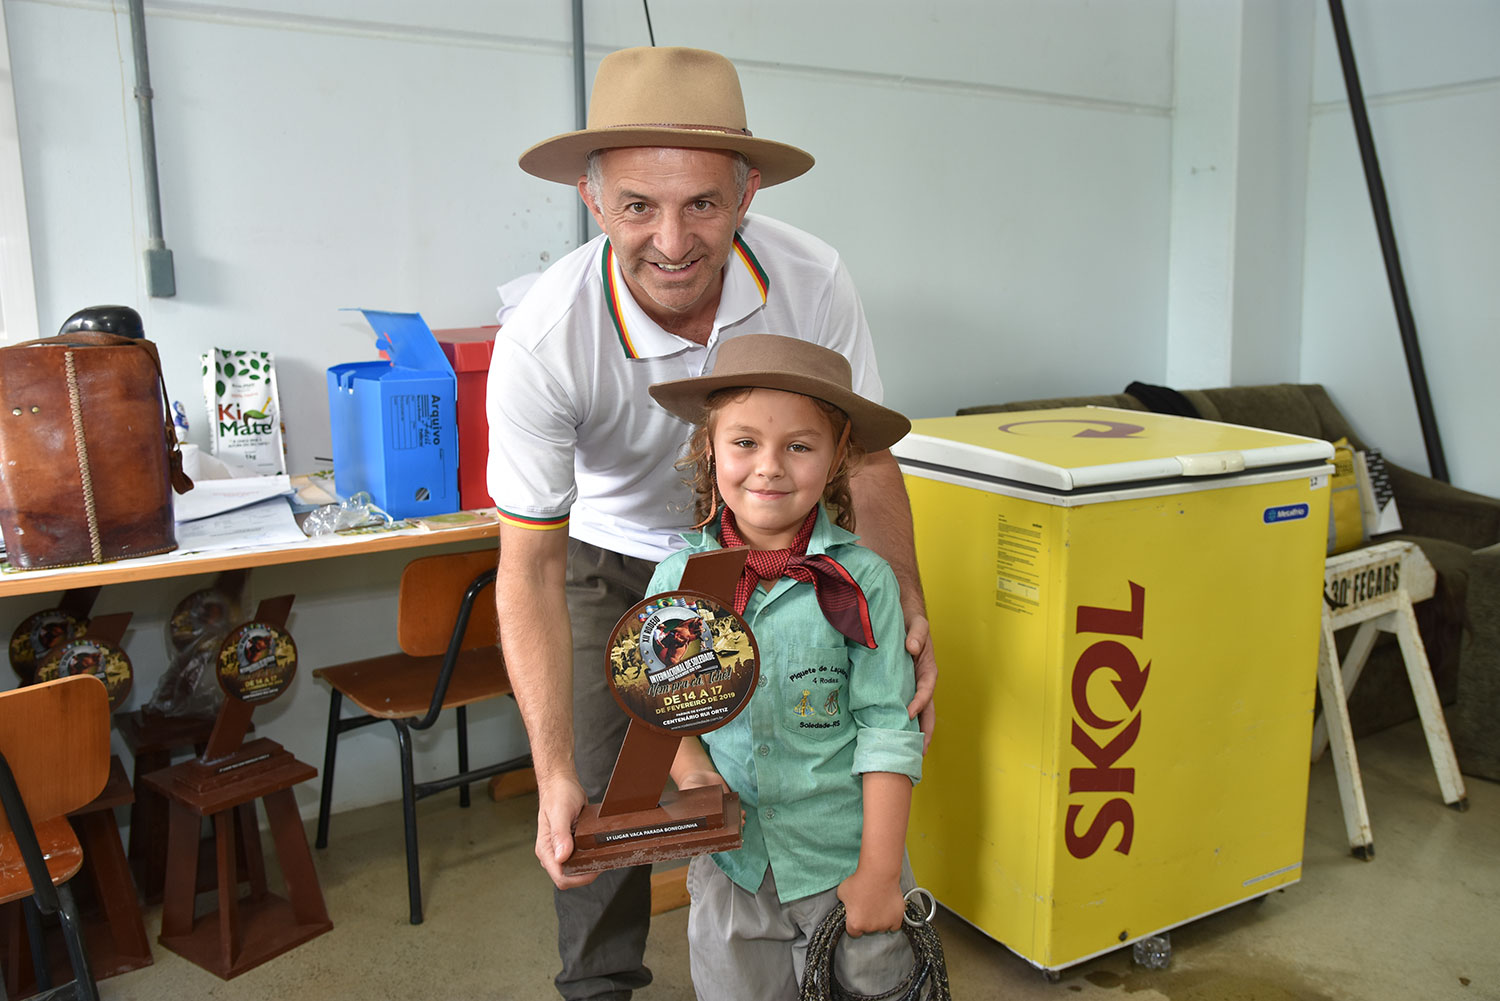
[433,325,499,511]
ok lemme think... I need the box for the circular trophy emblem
[217,622,298,704]
[9,610,87,682]
[607,591,758,736]
[36,638,133,710]
[168,588,237,650]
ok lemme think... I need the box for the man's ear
[735,168,763,226]
[577,175,607,230]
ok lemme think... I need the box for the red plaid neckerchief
[719,507,877,649]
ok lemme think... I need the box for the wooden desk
[0,520,499,599]
[2,515,527,803]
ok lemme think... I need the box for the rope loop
[799,893,951,1001]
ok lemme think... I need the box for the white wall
[0,1,38,341]
[1301,0,1500,496]
[1165,0,1315,390]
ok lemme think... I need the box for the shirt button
[757,744,769,757]
[764,808,775,821]
[758,676,767,688]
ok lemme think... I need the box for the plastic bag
[145,580,245,718]
[301,491,395,537]
[145,630,231,719]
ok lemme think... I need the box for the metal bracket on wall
[128,0,175,298]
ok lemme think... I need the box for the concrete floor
[94,719,1498,1000]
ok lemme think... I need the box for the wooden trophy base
[143,740,331,980]
[162,737,300,798]
[562,785,743,876]
[157,892,327,982]
[116,708,252,904]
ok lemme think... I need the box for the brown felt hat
[519,47,814,187]
[649,335,910,452]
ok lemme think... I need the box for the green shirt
[647,505,923,902]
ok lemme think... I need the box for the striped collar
[601,232,770,359]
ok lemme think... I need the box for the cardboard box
[328,310,459,520]
[432,325,499,511]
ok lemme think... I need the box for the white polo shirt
[485,213,883,563]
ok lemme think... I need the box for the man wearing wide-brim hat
[486,45,936,1000]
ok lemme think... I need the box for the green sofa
[958,383,1500,780]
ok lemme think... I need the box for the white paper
[175,475,293,523]
[174,496,307,552]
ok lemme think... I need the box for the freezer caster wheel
[1131,933,1171,970]
[1041,969,1062,983]
[1352,842,1375,860]
[1449,797,1470,813]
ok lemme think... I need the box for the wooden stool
[1313,540,1468,858]
[143,749,327,979]
[141,596,331,979]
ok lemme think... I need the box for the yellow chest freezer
[896,408,1334,972]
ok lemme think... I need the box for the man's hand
[904,610,937,755]
[849,449,937,754]
[535,774,596,890]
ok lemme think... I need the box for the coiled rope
[799,890,951,1001]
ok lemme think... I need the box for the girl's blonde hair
[676,388,866,533]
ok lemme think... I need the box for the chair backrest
[396,548,499,657]
[0,674,111,837]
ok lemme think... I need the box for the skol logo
[1065,581,1149,859]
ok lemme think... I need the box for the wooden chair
[312,548,532,924]
[0,675,111,1001]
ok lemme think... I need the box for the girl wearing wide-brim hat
[646,335,924,999]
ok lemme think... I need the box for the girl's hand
[837,868,905,937]
[673,768,745,831]
[674,768,729,793]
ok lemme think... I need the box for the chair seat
[0,817,83,906]
[313,646,509,719]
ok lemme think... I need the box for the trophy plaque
[162,595,301,793]
[8,586,101,684]
[34,628,134,710]
[563,547,756,875]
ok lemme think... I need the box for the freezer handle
[1176,451,1246,476]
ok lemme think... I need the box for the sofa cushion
[1187,384,1330,440]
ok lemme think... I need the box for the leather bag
[0,331,192,569]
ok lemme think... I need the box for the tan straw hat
[649,335,911,452]
[519,47,814,187]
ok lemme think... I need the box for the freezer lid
[892,407,1335,492]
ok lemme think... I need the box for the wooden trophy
[7,586,102,685]
[117,569,250,903]
[142,595,332,980]
[563,547,757,875]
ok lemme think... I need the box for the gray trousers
[554,539,659,1000]
[685,854,921,1000]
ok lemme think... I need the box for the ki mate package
[328,310,459,520]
